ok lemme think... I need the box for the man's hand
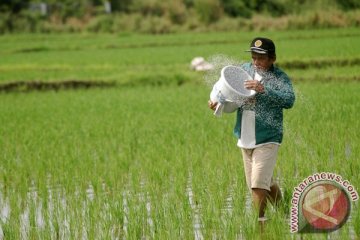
[208,100,218,111]
[244,80,265,93]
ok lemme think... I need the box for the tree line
[1,0,359,33]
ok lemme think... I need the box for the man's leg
[252,188,269,233]
[252,185,282,218]
[252,188,269,218]
[241,148,254,190]
[269,183,282,207]
[251,144,280,217]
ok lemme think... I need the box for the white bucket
[219,65,255,99]
[210,65,255,116]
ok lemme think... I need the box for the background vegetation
[1,0,360,34]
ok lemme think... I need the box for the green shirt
[234,63,295,147]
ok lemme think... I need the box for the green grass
[0,28,359,239]
[0,27,359,83]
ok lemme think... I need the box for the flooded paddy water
[0,174,358,239]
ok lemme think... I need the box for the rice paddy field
[0,28,359,239]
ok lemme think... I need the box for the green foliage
[109,0,133,12]
[243,0,286,16]
[0,11,11,34]
[183,0,195,8]
[221,0,252,18]
[167,0,187,25]
[138,15,173,34]
[42,0,91,21]
[336,0,360,10]
[1,0,360,33]
[130,0,166,16]
[0,9,44,34]
[86,15,114,32]
[0,0,30,14]
[194,0,223,24]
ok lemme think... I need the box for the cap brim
[246,47,269,54]
[245,49,268,54]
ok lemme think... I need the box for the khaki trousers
[241,143,279,191]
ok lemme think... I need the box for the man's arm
[263,81,295,109]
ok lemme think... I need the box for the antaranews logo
[290,172,358,233]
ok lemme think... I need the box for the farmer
[208,37,295,224]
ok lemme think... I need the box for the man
[208,37,295,224]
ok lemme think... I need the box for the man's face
[251,52,275,71]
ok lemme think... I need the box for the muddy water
[186,173,204,240]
